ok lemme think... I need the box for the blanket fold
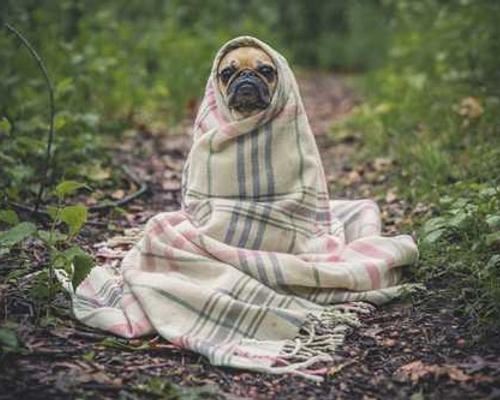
[63,36,419,381]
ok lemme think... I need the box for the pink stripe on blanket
[364,262,381,289]
[197,118,208,133]
[180,229,213,258]
[78,278,97,298]
[206,82,216,106]
[349,241,396,267]
[121,292,140,308]
[171,233,191,251]
[165,212,187,227]
[327,253,343,262]
[326,235,341,253]
[108,317,152,338]
[141,231,157,272]
[233,345,282,363]
[168,336,187,349]
[274,102,304,122]
[206,82,228,130]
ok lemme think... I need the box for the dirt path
[1,73,499,399]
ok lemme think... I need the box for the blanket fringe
[276,302,375,381]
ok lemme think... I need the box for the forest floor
[1,72,499,399]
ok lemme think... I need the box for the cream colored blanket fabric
[64,36,418,380]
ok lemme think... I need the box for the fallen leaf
[382,338,397,347]
[457,96,483,119]
[346,170,362,184]
[87,165,112,181]
[397,360,474,383]
[373,157,393,172]
[385,189,398,203]
[111,189,126,200]
[163,156,184,172]
[328,360,356,376]
[162,180,181,191]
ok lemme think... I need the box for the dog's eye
[258,65,275,80]
[219,67,235,84]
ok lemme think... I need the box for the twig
[86,165,149,212]
[4,23,55,212]
[122,361,173,372]
[9,166,149,217]
[71,330,109,341]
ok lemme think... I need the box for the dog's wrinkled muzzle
[227,71,271,112]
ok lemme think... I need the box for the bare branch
[4,23,55,212]
[9,166,150,217]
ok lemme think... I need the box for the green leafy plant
[0,325,20,355]
[417,184,500,332]
[35,181,94,307]
[0,180,94,316]
[329,0,500,336]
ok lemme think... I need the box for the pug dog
[217,46,277,119]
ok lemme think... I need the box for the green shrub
[332,0,500,334]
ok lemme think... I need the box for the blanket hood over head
[182,36,335,254]
[61,36,419,381]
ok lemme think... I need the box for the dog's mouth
[227,73,271,113]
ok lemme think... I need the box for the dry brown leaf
[347,170,362,184]
[163,156,184,172]
[385,189,398,204]
[111,189,126,200]
[397,360,474,383]
[445,365,471,382]
[457,96,483,119]
[162,179,181,191]
[373,157,393,172]
[381,338,397,347]
[328,360,356,376]
[398,360,433,382]
[85,196,98,206]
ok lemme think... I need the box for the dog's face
[217,46,277,118]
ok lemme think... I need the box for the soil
[1,72,499,400]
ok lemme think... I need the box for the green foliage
[334,1,500,197]
[0,221,37,248]
[71,252,93,290]
[0,181,94,316]
[37,181,94,299]
[332,0,500,334]
[59,204,87,236]
[0,209,19,225]
[1,0,393,206]
[0,326,20,354]
[417,183,500,331]
[55,181,89,199]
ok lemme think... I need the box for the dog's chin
[227,91,271,117]
[229,99,270,117]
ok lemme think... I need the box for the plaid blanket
[63,36,419,380]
